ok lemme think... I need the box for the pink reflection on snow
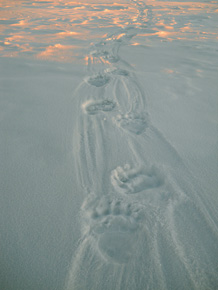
[0,0,217,61]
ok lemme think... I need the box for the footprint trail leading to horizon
[65,1,218,289]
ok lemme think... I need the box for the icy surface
[0,1,218,290]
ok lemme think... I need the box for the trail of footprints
[80,164,168,264]
[78,1,169,264]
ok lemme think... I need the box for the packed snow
[0,1,218,290]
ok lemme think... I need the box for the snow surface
[0,1,218,290]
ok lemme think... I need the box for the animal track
[114,112,148,134]
[82,99,116,115]
[81,194,143,264]
[111,164,164,195]
[107,33,136,43]
[104,54,120,63]
[90,50,109,58]
[86,73,110,87]
[90,50,119,63]
[105,67,129,76]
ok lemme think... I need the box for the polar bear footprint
[81,194,143,264]
[111,164,164,195]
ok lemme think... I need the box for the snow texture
[0,1,218,290]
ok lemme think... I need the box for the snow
[0,1,218,290]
